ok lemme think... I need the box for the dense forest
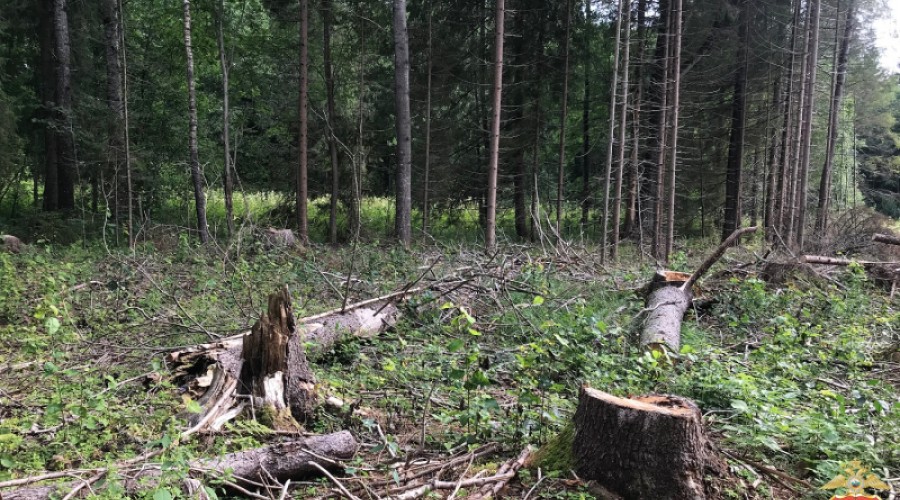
[2,0,900,499]
[0,0,897,251]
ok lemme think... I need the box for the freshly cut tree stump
[573,387,723,500]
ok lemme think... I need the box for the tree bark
[651,0,670,260]
[393,0,412,246]
[722,0,750,243]
[214,0,234,237]
[5,432,358,500]
[664,0,682,261]
[573,387,723,500]
[323,0,340,245]
[49,0,75,211]
[624,0,647,238]
[183,0,210,244]
[611,0,631,260]
[39,0,58,212]
[556,0,572,240]
[776,0,803,240]
[422,4,433,235]
[795,0,822,250]
[485,0,505,251]
[580,0,592,228]
[816,0,855,233]
[602,0,626,263]
[297,0,309,243]
[101,0,125,231]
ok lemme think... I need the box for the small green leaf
[382,358,396,372]
[730,400,749,412]
[532,295,545,306]
[153,489,173,500]
[447,339,465,352]
[45,317,60,335]
[0,457,14,468]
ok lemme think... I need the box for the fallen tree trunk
[4,431,358,500]
[641,227,757,353]
[573,387,724,499]
[873,233,900,246]
[802,254,900,295]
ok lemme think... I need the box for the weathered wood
[0,234,23,253]
[3,431,358,499]
[573,387,723,500]
[873,233,900,246]
[169,290,400,430]
[238,286,316,425]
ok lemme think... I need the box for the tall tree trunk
[351,15,365,241]
[422,4,433,235]
[556,0,572,239]
[120,0,133,247]
[795,0,822,250]
[816,0,854,232]
[101,0,125,230]
[664,0,682,261]
[214,0,234,237]
[722,0,750,242]
[39,0,59,212]
[651,0,671,260]
[624,0,646,238]
[297,0,309,243]
[392,0,412,246]
[323,0,340,245]
[764,75,781,242]
[775,0,803,238]
[580,0,592,228]
[611,0,631,260]
[52,0,75,211]
[602,0,625,262]
[485,0,505,251]
[182,0,209,244]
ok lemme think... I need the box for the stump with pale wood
[573,387,723,499]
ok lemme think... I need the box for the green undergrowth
[0,242,898,498]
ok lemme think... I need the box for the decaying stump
[641,227,757,353]
[0,234,23,253]
[168,287,401,430]
[573,387,724,500]
[262,227,297,248]
[238,286,317,426]
[4,432,359,500]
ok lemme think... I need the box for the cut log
[3,431,358,500]
[573,387,724,500]
[641,281,693,353]
[873,233,900,246]
[640,227,756,353]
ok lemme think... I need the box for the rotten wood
[3,431,358,500]
[573,387,724,499]
[873,233,900,246]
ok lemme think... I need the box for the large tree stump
[238,286,316,426]
[573,387,723,500]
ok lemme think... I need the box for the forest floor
[0,233,898,499]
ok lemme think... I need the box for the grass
[0,223,898,498]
